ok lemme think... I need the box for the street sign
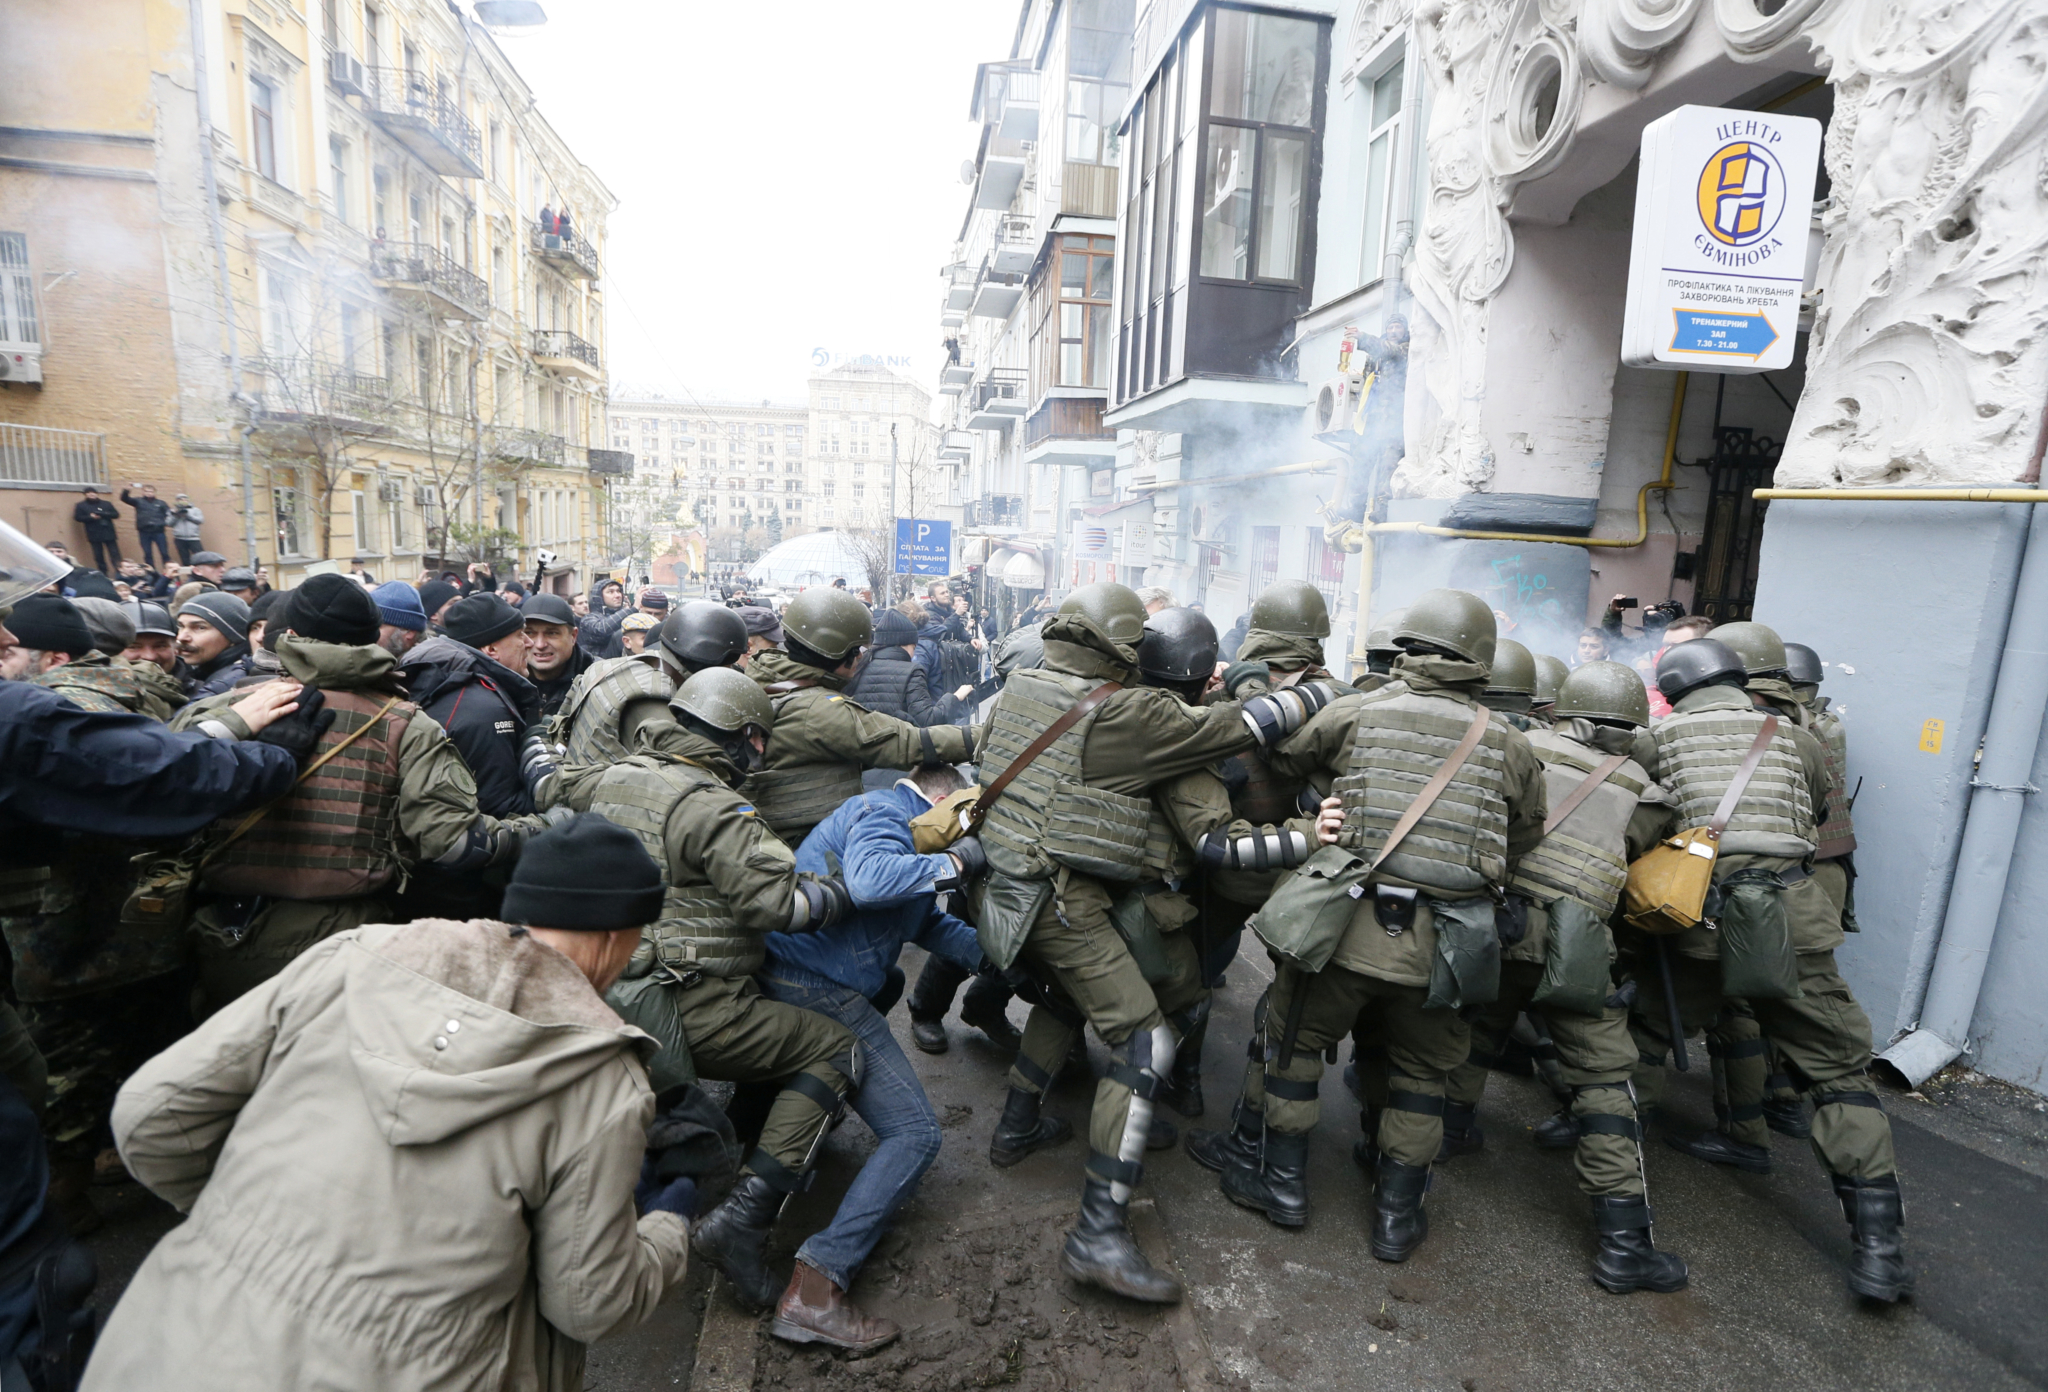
[1622,105,1822,374]
[894,518,952,575]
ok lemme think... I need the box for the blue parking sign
[894,518,952,576]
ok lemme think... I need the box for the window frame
[251,77,279,183]
[0,233,39,348]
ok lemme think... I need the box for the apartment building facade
[0,0,618,590]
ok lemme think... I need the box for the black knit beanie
[8,594,96,658]
[418,580,461,622]
[290,573,382,647]
[500,813,665,931]
[442,594,525,649]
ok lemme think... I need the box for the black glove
[519,724,561,800]
[946,834,988,882]
[254,687,333,764]
[789,874,852,932]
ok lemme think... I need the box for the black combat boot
[1369,1155,1431,1262]
[1159,1039,1206,1119]
[907,1016,949,1054]
[1220,1128,1310,1228]
[959,978,1023,1051]
[1185,1101,1261,1174]
[988,1086,1073,1168]
[1531,1109,1579,1149]
[1666,1128,1772,1173]
[1438,1100,1484,1160]
[1146,1113,1179,1149]
[1352,1106,1382,1171]
[1061,1176,1183,1304]
[1834,1173,1914,1302]
[690,1174,786,1310]
[1763,1094,1812,1138]
[1589,1196,1689,1294]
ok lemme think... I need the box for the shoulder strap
[1542,751,1632,834]
[966,681,1122,831]
[1369,703,1492,874]
[203,695,404,864]
[1708,713,1780,842]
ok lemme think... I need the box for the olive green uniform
[543,650,682,811]
[1624,683,1896,1180]
[591,721,855,1185]
[977,614,1259,1192]
[744,648,972,843]
[1248,653,1547,1168]
[1443,719,1676,1197]
[170,636,540,1012]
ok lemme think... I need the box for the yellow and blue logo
[1695,140,1786,248]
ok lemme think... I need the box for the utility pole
[888,420,900,604]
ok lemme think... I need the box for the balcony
[940,264,975,328]
[994,70,1039,142]
[966,368,1029,431]
[964,495,1025,528]
[372,241,490,320]
[365,67,484,178]
[939,361,975,396]
[973,154,1027,212]
[1022,395,1116,467]
[990,212,1038,276]
[247,357,394,433]
[937,429,975,462]
[532,328,602,383]
[0,421,106,489]
[1061,162,1120,220]
[531,221,600,281]
[970,262,1025,320]
[490,427,567,467]
[587,447,633,477]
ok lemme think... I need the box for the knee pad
[829,1040,867,1096]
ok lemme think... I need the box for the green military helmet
[1784,642,1823,688]
[1555,660,1652,727]
[1249,579,1331,639]
[1365,607,1408,656]
[670,664,774,738]
[1531,652,1569,708]
[1710,620,1788,678]
[781,587,874,662]
[1485,638,1535,697]
[1395,588,1496,668]
[1058,582,1148,645]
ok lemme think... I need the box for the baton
[1654,936,1689,1072]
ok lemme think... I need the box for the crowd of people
[0,515,1902,1390]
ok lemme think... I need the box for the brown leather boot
[770,1261,901,1353]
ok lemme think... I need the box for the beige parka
[82,918,688,1392]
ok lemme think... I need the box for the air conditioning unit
[329,51,368,97]
[1310,372,1365,438]
[0,350,44,386]
[414,484,439,506]
[376,478,404,502]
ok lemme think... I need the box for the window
[0,234,39,346]
[1067,77,1130,165]
[373,168,389,235]
[823,480,835,497]
[363,4,381,63]
[755,423,771,437]
[414,336,432,402]
[758,443,774,457]
[1357,56,1411,285]
[273,477,306,557]
[785,479,801,492]
[853,462,866,479]
[852,483,865,499]
[329,139,348,223]
[822,395,839,410]
[784,424,804,438]
[351,489,371,553]
[491,243,505,304]
[728,440,742,455]
[340,304,359,370]
[391,480,413,550]
[1201,10,1317,281]
[251,79,278,182]
[408,192,423,243]
[1038,234,1116,389]
[489,120,504,182]
[322,0,339,48]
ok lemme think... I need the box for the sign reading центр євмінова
[1622,105,1822,374]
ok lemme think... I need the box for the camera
[536,548,559,570]
[1644,600,1687,632]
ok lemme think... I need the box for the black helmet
[1709,621,1788,678]
[1783,642,1823,688]
[1396,588,1496,668]
[131,600,176,639]
[1248,580,1330,640]
[782,588,873,662]
[1138,607,1219,683]
[1058,582,1148,645]
[1556,660,1651,727]
[1656,638,1746,702]
[658,601,748,674]
[1484,638,1535,697]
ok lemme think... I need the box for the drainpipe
[1381,35,1425,320]
[1876,503,2048,1086]
[187,0,261,570]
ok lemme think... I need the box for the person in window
[72,490,121,576]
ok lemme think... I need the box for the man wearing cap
[171,573,556,1013]
[219,565,261,599]
[82,814,692,1391]
[620,612,658,655]
[417,578,463,630]
[522,593,595,719]
[122,601,180,677]
[174,591,252,698]
[736,605,783,661]
[21,595,180,725]
[398,594,543,823]
[187,550,228,589]
[369,580,428,658]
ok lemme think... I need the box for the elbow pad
[1194,826,1312,872]
[1239,682,1337,749]
[434,815,520,872]
[788,875,852,933]
[520,727,563,804]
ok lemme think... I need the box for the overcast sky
[496,1,1020,409]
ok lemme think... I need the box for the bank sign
[894,518,952,576]
[1622,105,1822,374]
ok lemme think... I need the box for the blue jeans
[759,970,941,1290]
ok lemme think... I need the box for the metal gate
[1692,423,1780,623]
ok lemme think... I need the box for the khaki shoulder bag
[1622,714,1779,936]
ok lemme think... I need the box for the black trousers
[87,537,120,574]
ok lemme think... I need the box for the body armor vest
[204,690,415,900]
[1651,706,1815,856]
[590,756,757,979]
[746,686,865,838]
[1509,730,1651,919]
[1809,705,1856,859]
[554,653,674,767]
[977,669,1151,882]
[33,654,139,714]
[1334,689,1512,895]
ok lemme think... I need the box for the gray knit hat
[178,591,251,644]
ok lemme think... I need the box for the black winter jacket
[397,635,541,817]
[529,642,594,720]
[120,490,171,531]
[846,646,945,726]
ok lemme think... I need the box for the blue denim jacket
[763,780,983,1000]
